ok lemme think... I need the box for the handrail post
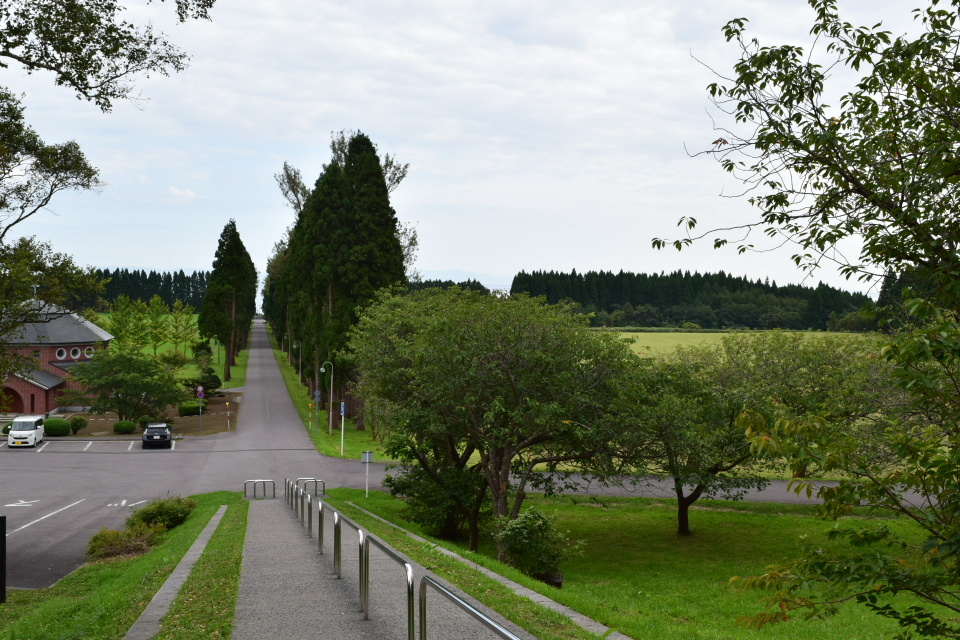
[306,494,312,536]
[317,500,324,553]
[299,488,305,525]
[333,511,342,578]
[360,531,369,619]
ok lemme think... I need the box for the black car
[142,423,173,449]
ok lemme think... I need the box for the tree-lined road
[1,319,382,588]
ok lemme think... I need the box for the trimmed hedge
[69,416,88,434]
[178,399,209,417]
[45,417,70,437]
[113,420,136,434]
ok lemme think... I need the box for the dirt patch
[57,392,242,438]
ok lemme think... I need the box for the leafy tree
[104,295,149,352]
[61,347,185,421]
[0,89,100,242]
[198,219,256,382]
[0,237,102,380]
[167,300,198,356]
[145,295,171,357]
[349,288,636,553]
[658,0,960,634]
[0,0,216,236]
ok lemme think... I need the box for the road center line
[7,499,86,536]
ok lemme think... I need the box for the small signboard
[340,401,345,416]
[361,451,374,464]
[197,391,204,399]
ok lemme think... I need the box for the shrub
[113,420,136,434]
[44,417,70,436]
[3,423,12,434]
[127,495,197,531]
[87,521,165,559]
[137,415,157,429]
[69,416,88,434]
[178,399,208,417]
[495,508,582,580]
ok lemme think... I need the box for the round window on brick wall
[70,347,81,359]
[84,346,94,358]
[56,348,67,360]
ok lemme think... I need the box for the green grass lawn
[327,489,928,640]
[617,330,871,356]
[0,492,247,640]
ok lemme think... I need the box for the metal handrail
[317,499,324,553]
[243,479,275,498]
[295,477,325,496]
[306,494,313,536]
[362,534,415,640]
[332,510,366,610]
[419,576,522,640]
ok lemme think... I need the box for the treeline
[93,268,211,309]
[510,269,872,330]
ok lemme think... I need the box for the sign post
[361,451,374,498]
[340,401,345,456]
[197,386,204,431]
[226,401,231,430]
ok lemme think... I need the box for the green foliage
[86,521,166,559]
[495,508,581,578]
[43,417,70,436]
[61,346,186,421]
[113,420,136,434]
[349,287,637,551]
[669,1,960,634]
[178,399,208,416]
[2,423,10,434]
[198,219,257,383]
[136,415,158,429]
[126,495,198,531]
[68,415,87,434]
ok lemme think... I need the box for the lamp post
[320,361,334,436]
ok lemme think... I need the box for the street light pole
[320,361,334,436]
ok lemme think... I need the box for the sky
[7,0,917,296]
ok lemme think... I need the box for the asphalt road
[1,319,381,589]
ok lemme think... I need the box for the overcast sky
[8,0,915,295]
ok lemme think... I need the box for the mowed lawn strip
[326,489,926,640]
[153,492,248,639]
[0,492,243,640]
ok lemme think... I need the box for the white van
[7,415,45,448]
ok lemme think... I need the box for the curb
[123,504,228,640]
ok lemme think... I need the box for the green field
[617,330,872,355]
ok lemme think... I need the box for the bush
[113,420,136,434]
[495,508,582,580]
[86,521,165,559]
[178,399,208,417]
[127,495,197,531]
[44,417,70,436]
[3,423,11,434]
[137,415,158,429]
[69,416,88,434]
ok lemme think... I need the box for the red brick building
[1,308,112,415]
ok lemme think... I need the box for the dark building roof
[6,307,113,346]
[16,369,65,390]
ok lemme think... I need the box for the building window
[84,346,95,358]
[70,347,81,359]
[55,348,67,360]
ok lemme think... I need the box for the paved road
[1,319,377,588]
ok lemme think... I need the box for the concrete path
[232,496,534,640]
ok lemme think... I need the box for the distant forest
[94,268,211,309]
[510,270,873,330]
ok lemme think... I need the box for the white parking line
[36,442,50,452]
[83,442,92,451]
[171,440,176,451]
[7,499,86,536]
[127,442,134,451]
